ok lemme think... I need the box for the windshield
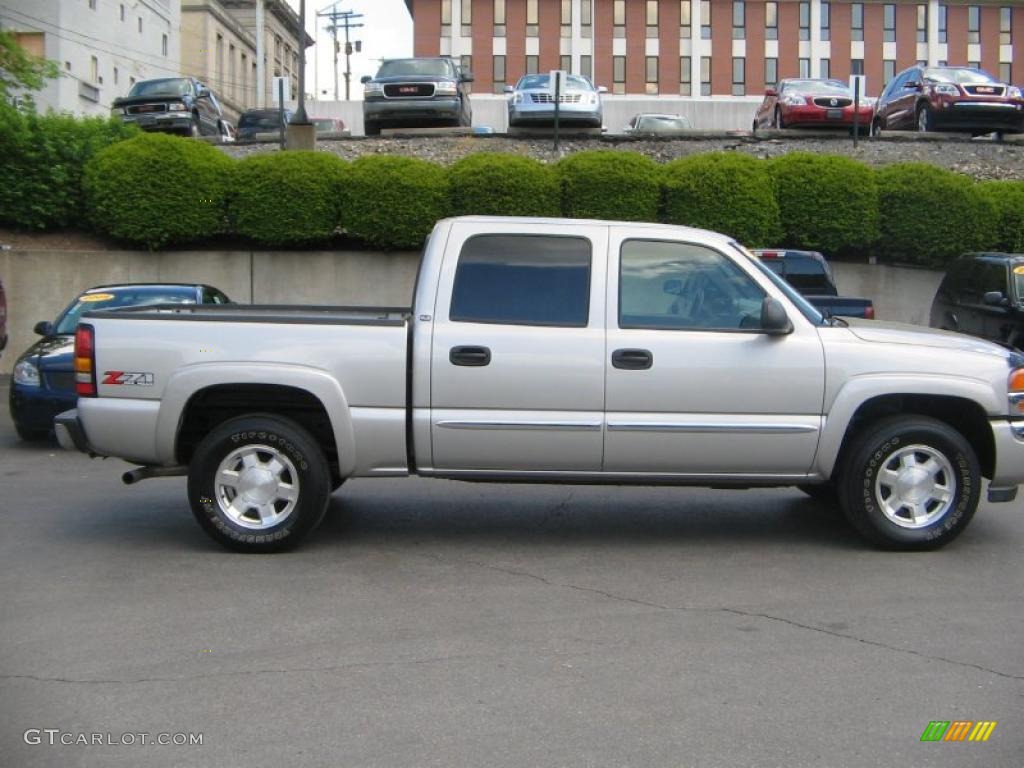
[733,244,825,325]
[376,59,454,78]
[782,79,850,95]
[54,287,197,334]
[239,112,287,129]
[924,67,997,84]
[516,74,595,91]
[127,78,191,98]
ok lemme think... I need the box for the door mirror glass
[360,75,372,84]
[33,320,53,336]
[903,80,920,89]
[503,84,514,93]
[760,297,793,335]
[983,290,1008,306]
[765,88,778,97]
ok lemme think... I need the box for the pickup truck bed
[86,304,410,326]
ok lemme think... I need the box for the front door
[603,230,826,478]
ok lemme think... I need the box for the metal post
[852,77,860,148]
[553,71,561,152]
[278,78,286,149]
[295,0,309,123]
[256,0,265,107]
[331,24,339,100]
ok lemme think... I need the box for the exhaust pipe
[122,465,187,485]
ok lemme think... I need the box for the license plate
[827,109,843,119]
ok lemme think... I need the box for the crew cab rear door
[429,221,608,472]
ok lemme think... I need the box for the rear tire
[870,117,882,137]
[774,107,786,129]
[363,120,380,136]
[15,423,50,442]
[837,415,980,550]
[189,114,201,138]
[187,414,330,553]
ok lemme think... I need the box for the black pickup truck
[751,249,875,319]
[360,57,474,136]
[930,252,1024,350]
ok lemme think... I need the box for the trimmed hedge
[230,151,348,246]
[558,151,661,221]
[342,156,449,249]
[449,152,560,217]
[663,152,781,246]
[877,163,992,267]
[770,152,879,256]
[84,133,235,248]
[0,105,137,230]
[977,180,1024,253]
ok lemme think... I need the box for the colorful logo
[921,721,997,742]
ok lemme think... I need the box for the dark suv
[873,66,1024,137]
[360,57,473,136]
[237,108,295,140]
[112,77,224,137]
[930,252,1024,350]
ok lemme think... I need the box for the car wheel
[837,415,980,550]
[774,107,785,129]
[187,414,330,553]
[916,104,933,133]
[363,120,380,136]
[870,117,882,137]
[15,423,50,442]
[189,114,201,138]
[751,119,758,134]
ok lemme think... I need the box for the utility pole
[256,0,265,107]
[317,3,362,100]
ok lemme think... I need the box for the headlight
[168,102,187,111]
[781,94,806,106]
[933,84,960,97]
[110,106,123,116]
[434,82,457,96]
[363,82,383,96]
[588,93,598,104]
[1010,369,1024,417]
[13,359,40,387]
[512,92,523,104]
[1008,86,1022,99]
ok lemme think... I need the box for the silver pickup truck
[56,217,1024,552]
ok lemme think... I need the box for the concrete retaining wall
[0,249,942,374]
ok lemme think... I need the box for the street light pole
[294,0,309,123]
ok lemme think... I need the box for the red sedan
[753,78,873,131]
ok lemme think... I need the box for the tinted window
[377,59,454,78]
[55,287,197,334]
[979,262,1008,296]
[620,240,765,330]
[782,256,835,295]
[1013,265,1024,304]
[127,78,191,98]
[450,235,591,326]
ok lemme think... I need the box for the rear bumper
[988,419,1024,492]
[55,409,93,453]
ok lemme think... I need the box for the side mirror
[503,84,514,93]
[765,88,778,97]
[983,290,1009,307]
[360,75,371,84]
[760,297,793,335]
[903,81,921,89]
[34,321,53,336]
[460,71,475,83]
[662,279,683,296]
[597,86,608,94]
[197,86,211,97]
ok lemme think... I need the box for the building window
[494,0,506,36]
[700,56,711,95]
[765,1,778,40]
[614,0,625,38]
[460,55,472,80]
[645,56,659,94]
[1001,7,1013,45]
[113,66,119,84]
[241,53,248,101]
[732,57,745,95]
[119,4,125,21]
[526,55,538,75]
[700,0,711,39]
[560,55,571,73]
[968,6,980,44]
[883,4,895,42]
[680,1,691,37]
[613,56,626,94]
[162,34,168,57]
[1000,62,1012,83]
[799,57,810,78]
[732,1,744,39]
[581,0,591,37]
[915,4,927,43]
[799,2,810,41]
[461,0,472,36]
[820,1,830,41]
[680,55,691,95]
[765,57,777,86]
[65,61,71,71]
[493,55,505,93]
[137,16,142,33]
[580,55,592,79]
[968,60,980,70]
[819,58,830,79]
[938,4,947,42]
[90,55,98,83]
[646,0,659,38]
[561,0,571,37]
[89,0,96,9]
[852,3,864,42]
[883,59,896,83]
[441,0,451,34]
[526,0,538,36]
[851,58,864,76]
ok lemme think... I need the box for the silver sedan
[506,74,605,128]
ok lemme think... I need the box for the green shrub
[769,152,879,255]
[977,180,1024,253]
[342,156,449,249]
[230,151,348,246]
[0,105,137,230]
[83,133,234,248]
[449,152,560,217]
[558,151,661,221]
[876,163,992,266]
[663,152,781,246]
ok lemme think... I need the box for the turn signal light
[1010,369,1024,417]
[74,324,97,397]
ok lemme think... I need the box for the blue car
[9,283,231,441]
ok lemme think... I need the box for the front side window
[450,235,592,327]
[619,240,766,331]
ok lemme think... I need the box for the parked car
[624,113,693,136]
[751,249,875,319]
[54,217,1024,553]
[237,108,294,140]
[111,77,224,138]
[753,78,874,131]
[872,66,1024,137]
[361,57,474,136]
[0,277,7,356]
[506,73,604,129]
[311,117,347,136]
[10,284,231,441]
[930,252,1024,350]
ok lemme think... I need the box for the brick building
[406,1,1024,97]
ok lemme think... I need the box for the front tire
[15,423,50,441]
[188,414,330,553]
[837,415,980,550]
[916,104,933,133]
[774,107,786,129]
[363,120,380,136]
[870,117,882,137]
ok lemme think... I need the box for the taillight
[75,324,97,397]
[759,251,780,259]
[864,305,875,320]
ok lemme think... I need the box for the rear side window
[450,234,592,326]
[782,256,835,296]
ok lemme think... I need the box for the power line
[316,3,362,101]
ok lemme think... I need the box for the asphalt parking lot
[1,381,1022,768]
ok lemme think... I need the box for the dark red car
[753,78,873,131]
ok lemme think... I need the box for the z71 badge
[102,371,155,386]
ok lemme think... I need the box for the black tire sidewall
[188,415,329,552]
[840,417,980,549]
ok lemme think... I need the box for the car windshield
[54,287,197,334]
[376,59,453,78]
[783,79,850,95]
[516,74,595,91]
[239,112,286,129]
[924,67,997,84]
[127,78,191,98]
[735,245,826,325]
